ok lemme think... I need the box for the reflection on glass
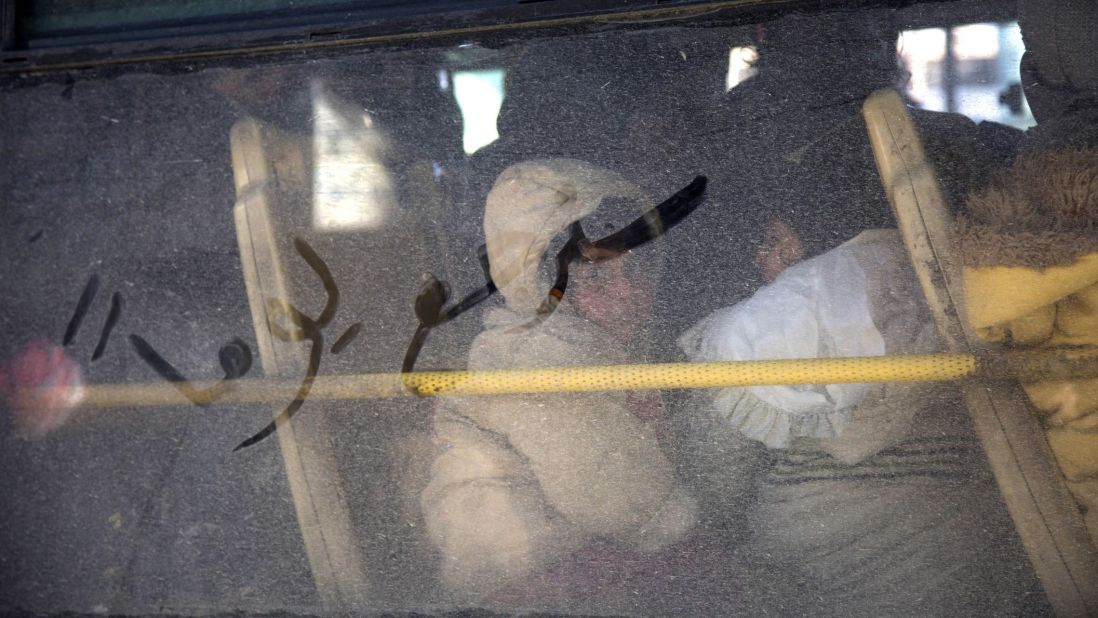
[725,45,759,91]
[453,69,505,155]
[899,21,1035,129]
[311,80,395,231]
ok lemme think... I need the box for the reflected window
[725,45,759,91]
[311,81,395,231]
[452,68,505,155]
[898,21,1034,129]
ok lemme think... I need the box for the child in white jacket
[678,229,1041,615]
[420,159,698,607]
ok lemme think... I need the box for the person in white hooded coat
[419,159,699,608]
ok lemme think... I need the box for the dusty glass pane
[2,0,1096,615]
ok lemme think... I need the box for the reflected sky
[726,45,759,91]
[899,21,1035,129]
[453,68,505,155]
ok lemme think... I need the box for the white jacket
[421,160,697,602]
[679,229,940,458]
[677,230,1038,616]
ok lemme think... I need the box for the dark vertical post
[0,0,16,51]
[944,26,957,113]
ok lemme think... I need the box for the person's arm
[464,326,698,554]
[678,236,903,451]
[420,408,589,600]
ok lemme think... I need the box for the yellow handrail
[62,348,1098,408]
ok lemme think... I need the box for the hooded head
[483,159,652,318]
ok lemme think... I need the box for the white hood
[483,159,650,314]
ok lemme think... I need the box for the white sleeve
[420,410,589,599]
[678,243,886,448]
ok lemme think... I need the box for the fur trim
[957,149,1098,268]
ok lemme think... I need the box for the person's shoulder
[822,229,914,281]
[910,109,1022,204]
[471,307,628,369]
[775,230,899,280]
[911,108,1022,152]
[841,228,903,251]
